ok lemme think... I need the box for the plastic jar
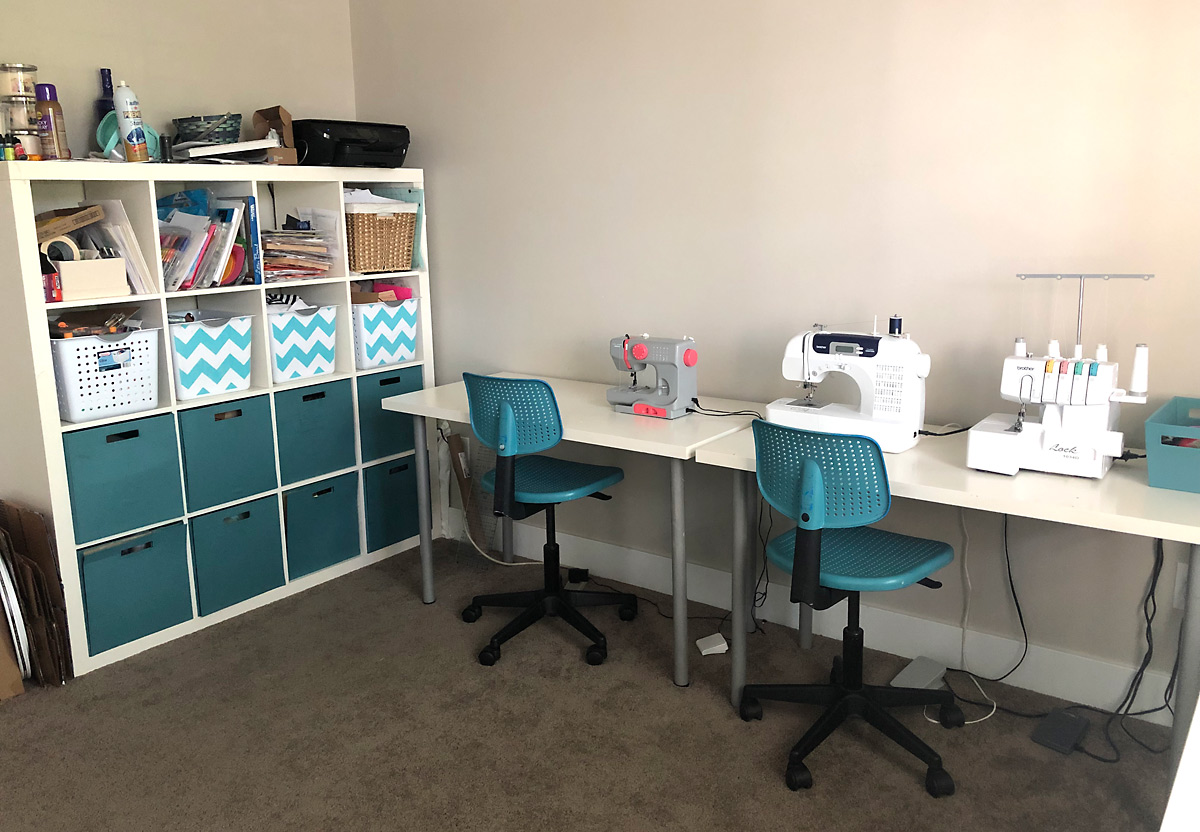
[0,64,37,96]
[2,95,37,130]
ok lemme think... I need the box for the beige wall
[0,1,355,159]
[353,0,1200,672]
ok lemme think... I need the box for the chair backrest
[463,373,563,458]
[752,420,890,531]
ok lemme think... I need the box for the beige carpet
[0,540,1172,832]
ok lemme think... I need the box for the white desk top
[694,426,1200,545]
[382,373,767,460]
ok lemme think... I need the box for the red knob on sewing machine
[631,342,649,361]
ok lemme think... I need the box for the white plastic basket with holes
[50,329,161,423]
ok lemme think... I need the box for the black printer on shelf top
[292,120,410,167]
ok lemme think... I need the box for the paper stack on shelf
[80,200,156,294]
[261,228,335,281]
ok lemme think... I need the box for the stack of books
[261,229,334,281]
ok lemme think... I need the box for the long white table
[382,373,762,686]
[693,425,1200,773]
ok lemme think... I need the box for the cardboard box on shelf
[57,258,130,302]
[252,105,298,165]
[35,205,106,244]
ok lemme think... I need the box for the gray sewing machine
[606,334,698,419]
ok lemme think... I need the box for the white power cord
[442,430,538,568]
[924,506,998,725]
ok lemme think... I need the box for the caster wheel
[739,695,763,722]
[830,655,844,685]
[785,762,813,791]
[939,702,966,729]
[478,645,500,666]
[618,602,638,621]
[586,644,607,666]
[461,605,482,623]
[925,767,955,798]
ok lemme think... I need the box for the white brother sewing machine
[966,337,1150,478]
[766,316,930,453]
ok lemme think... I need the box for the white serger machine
[966,337,1150,479]
[766,315,930,453]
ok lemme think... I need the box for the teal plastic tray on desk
[1145,396,1200,493]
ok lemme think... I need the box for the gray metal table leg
[502,516,514,563]
[1171,543,1200,776]
[671,457,689,687]
[731,469,752,708]
[799,605,814,649]
[413,415,435,604]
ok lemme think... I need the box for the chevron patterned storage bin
[269,306,338,382]
[351,299,419,369]
[170,316,254,401]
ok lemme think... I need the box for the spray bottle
[113,80,149,162]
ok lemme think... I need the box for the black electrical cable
[969,515,1029,683]
[751,497,774,633]
[1116,451,1147,461]
[918,427,970,437]
[688,398,764,419]
[949,538,1177,764]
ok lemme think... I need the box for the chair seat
[482,455,624,504]
[766,526,953,592]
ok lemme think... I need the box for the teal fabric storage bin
[284,472,360,578]
[274,379,356,485]
[78,522,192,655]
[190,496,285,615]
[364,458,419,552]
[63,414,185,544]
[1145,397,1200,493]
[358,366,423,462]
[179,395,277,511]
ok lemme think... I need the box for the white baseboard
[493,515,1174,727]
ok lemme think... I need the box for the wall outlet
[1175,563,1189,610]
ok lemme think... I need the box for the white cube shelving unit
[0,161,437,677]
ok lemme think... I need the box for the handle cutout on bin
[380,376,404,387]
[389,464,410,475]
[302,392,326,402]
[105,429,140,444]
[214,409,243,422]
[223,511,251,524]
[312,486,334,498]
[1161,435,1200,449]
[120,540,153,556]
[1189,408,1200,421]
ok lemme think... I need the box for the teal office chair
[740,420,964,798]
[460,373,638,666]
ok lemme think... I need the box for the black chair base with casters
[461,504,638,666]
[740,592,965,798]
[743,420,964,798]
